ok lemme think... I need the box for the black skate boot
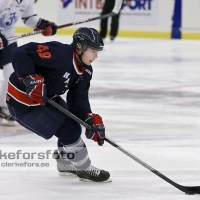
[53,150,77,176]
[0,106,15,126]
[76,165,111,182]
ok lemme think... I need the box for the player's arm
[66,65,94,119]
[67,67,105,146]
[12,42,39,77]
[12,42,54,105]
[67,80,92,120]
[21,0,40,29]
[22,0,57,36]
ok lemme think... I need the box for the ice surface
[0,34,200,200]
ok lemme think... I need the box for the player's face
[82,47,104,65]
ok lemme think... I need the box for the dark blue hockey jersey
[6,41,93,120]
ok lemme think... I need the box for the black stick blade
[181,186,200,195]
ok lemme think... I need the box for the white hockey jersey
[0,0,40,43]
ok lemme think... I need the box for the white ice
[0,34,200,200]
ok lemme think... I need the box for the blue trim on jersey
[171,0,182,39]
[22,14,38,24]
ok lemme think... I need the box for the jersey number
[37,45,51,59]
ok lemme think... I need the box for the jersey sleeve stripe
[22,14,38,24]
[8,81,40,106]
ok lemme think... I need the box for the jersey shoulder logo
[63,72,70,88]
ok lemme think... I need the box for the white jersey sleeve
[22,0,40,29]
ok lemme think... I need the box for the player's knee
[55,118,82,145]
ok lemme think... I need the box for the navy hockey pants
[0,42,17,68]
[7,97,82,145]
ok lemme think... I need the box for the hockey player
[6,27,110,182]
[0,0,57,126]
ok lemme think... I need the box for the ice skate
[53,150,77,176]
[0,107,15,126]
[76,165,111,182]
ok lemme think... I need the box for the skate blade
[0,119,16,127]
[59,171,77,177]
[79,178,112,183]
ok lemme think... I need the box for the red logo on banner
[75,0,102,9]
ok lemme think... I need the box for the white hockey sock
[0,63,14,107]
[63,137,91,170]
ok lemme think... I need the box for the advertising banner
[58,0,158,29]
[121,0,158,29]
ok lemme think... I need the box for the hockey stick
[46,97,200,195]
[7,0,123,42]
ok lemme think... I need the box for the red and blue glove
[85,113,105,146]
[23,74,46,106]
[35,18,57,36]
[0,32,8,49]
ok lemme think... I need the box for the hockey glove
[23,74,46,106]
[0,32,8,49]
[35,18,57,36]
[85,113,105,146]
